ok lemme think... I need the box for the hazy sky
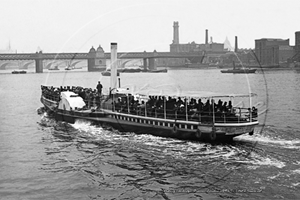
[0,0,299,53]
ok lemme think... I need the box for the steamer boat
[221,68,257,74]
[40,43,259,142]
[12,70,27,74]
[48,65,59,70]
[220,62,256,74]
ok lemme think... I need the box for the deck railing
[111,104,256,123]
[41,89,257,124]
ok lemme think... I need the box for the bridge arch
[0,62,12,70]
[45,61,58,69]
[57,60,69,67]
[20,61,34,69]
[119,59,142,68]
[70,60,83,67]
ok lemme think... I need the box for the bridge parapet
[0,51,203,60]
[0,54,33,60]
[0,50,204,72]
[0,53,88,60]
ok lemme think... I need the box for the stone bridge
[0,45,204,73]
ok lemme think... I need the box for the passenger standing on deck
[95,93,101,108]
[96,81,103,96]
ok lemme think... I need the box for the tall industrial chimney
[110,42,118,89]
[295,31,300,61]
[235,36,238,53]
[173,22,179,44]
[205,29,208,44]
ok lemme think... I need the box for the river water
[0,68,299,199]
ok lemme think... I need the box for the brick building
[255,38,294,66]
[295,31,300,62]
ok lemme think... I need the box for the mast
[110,43,118,90]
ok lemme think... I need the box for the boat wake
[37,111,57,128]
[231,151,286,169]
[235,127,300,149]
[36,107,47,115]
[65,119,287,169]
[37,111,291,172]
[38,110,80,142]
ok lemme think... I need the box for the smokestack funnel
[235,36,238,52]
[110,42,118,89]
[205,29,208,44]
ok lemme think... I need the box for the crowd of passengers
[113,95,258,122]
[41,85,103,108]
[41,85,258,122]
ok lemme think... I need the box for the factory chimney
[295,31,300,61]
[173,22,179,44]
[205,29,208,44]
[235,36,238,53]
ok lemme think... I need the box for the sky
[0,0,299,53]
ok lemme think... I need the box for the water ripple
[36,112,300,199]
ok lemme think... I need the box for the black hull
[51,110,236,142]
[12,70,27,74]
[221,69,257,73]
[101,71,120,76]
